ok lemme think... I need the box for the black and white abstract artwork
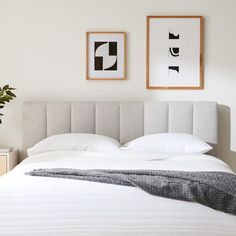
[168,66,179,76]
[168,28,180,40]
[168,30,180,78]
[169,47,180,58]
[87,32,126,80]
[147,16,203,89]
[94,42,117,71]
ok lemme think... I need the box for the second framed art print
[146,16,203,89]
[86,32,126,80]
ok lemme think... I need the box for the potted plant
[0,85,16,124]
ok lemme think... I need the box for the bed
[0,101,236,236]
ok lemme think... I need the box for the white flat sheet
[0,151,236,236]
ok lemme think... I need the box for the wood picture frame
[86,32,126,80]
[146,16,203,90]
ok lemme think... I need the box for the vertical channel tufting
[193,102,217,144]
[96,102,120,140]
[22,101,218,159]
[22,102,47,159]
[167,102,170,133]
[168,102,193,134]
[71,102,95,134]
[47,102,71,136]
[45,103,48,137]
[95,103,97,135]
[69,103,72,133]
[144,102,168,134]
[192,103,195,136]
[120,102,144,144]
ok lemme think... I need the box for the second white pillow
[121,133,212,154]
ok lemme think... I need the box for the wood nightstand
[0,150,18,176]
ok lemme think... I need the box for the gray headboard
[22,101,217,159]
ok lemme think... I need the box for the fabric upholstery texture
[22,101,217,159]
[71,102,95,134]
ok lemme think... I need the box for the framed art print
[86,32,126,80]
[146,16,203,89]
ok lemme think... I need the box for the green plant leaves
[6,90,16,97]
[0,84,16,124]
[2,85,9,90]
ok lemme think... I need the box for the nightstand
[0,149,18,176]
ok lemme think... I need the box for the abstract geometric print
[94,42,117,71]
[169,47,180,57]
[168,29,180,39]
[168,28,180,77]
[146,16,202,89]
[168,66,179,76]
[87,32,126,80]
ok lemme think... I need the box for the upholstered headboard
[22,101,217,159]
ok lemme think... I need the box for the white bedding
[0,151,236,236]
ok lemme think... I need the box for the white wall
[0,0,236,170]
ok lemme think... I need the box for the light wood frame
[146,16,203,90]
[86,32,126,80]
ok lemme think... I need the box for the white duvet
[0,151,236,236]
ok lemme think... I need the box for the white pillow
[27,133,120,156]
[121,133,212,154]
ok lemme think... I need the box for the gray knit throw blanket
[26,169,236,215]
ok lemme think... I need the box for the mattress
[0,151,236,236]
